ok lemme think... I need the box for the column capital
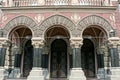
[32,37,44,48]
[0,38,8,48]
[70,38,83,48]
[108,37,120,48]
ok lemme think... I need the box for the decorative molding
[38,15,76,38]
[70,38,83,48]
[71,13,81,23]
[77,15,113,37]
[3,15,37,37]
[34,14,44,23]
[0,38,7,48]
[108,37,120,48]
[32,37,44,48]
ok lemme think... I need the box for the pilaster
[27,37,45,80]
[108,37,120,80]
[69,38,86,80]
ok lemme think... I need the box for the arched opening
[23,40,33,77]
[82,25,107,79]
[44,25,70,79]
[81,39,95,77]
[8,26,33,78]
[51,39,67,78]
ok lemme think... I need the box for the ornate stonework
[70,38,83,48]
[77,15,113,37]
[3,15,38,37]
[71,13,81,23]
[34,14,44,23]
[108,37,120,48]
[38,15,76,38]
[32,37,44,48]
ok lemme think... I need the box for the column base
[0,67,8,80]
[110,67,120,80]
[9,68,20,78]
[97,68,111,80]
[69,68,86,80]
[27,68,48,80]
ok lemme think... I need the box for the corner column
[69,38,86,80]
[108,37,120,80]
[0,38,7,80]
[27,38,45,80]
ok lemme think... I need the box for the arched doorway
[23,40,33,77]
[8,26,33,78]
[44,25,70,79]
[81,39,95,77]
[82,26,107,79]
[50,39,67,78]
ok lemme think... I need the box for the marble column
[108,37,120,80]
[0,38,7,80]
[69,38,86,80]
[27,38,45,80]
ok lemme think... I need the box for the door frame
[48,36,70,79]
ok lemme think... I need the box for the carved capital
[32,37,44,48]
[70,38,83,48]
[0,38,7,48]
[108,37,120,48]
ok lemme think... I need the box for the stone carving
[78,15,113,37]
[71,13,81,23]
[35,14,44,23]
[70,38,83,48]
[110,13,115,26]
[32,38,44,48]
[2,15,7,24]
[3,16,37,37]
[108,37,120,48]
[38,15,76,38]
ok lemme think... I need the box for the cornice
[1,5,117,13]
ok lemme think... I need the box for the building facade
[0,0,120,80]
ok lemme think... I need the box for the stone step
[46,78,68,80]
[5,78,27,80]
[87,78,98,80]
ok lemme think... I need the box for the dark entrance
[50,39,67,78]
[23,40,33,77]
[81,39,95,78]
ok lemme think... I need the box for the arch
[77,15,113,38]
[38,15,76,38]
[3,15,37,37]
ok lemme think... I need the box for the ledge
[1,5,117,13]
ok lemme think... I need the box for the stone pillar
[27,37,45,80]
[0,38,7,80]
[97,45,109,80]
[108,37,120,80]
[69,38,86,80]
[9,46,21,78]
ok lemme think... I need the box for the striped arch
[38,15,77,38]
[3,15,37,37]
[77,15,113,38]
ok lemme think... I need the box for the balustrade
[2,0,113,7]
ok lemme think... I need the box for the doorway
[50,39,67,78]
[81,39,95,78]
[23,40,33,77]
